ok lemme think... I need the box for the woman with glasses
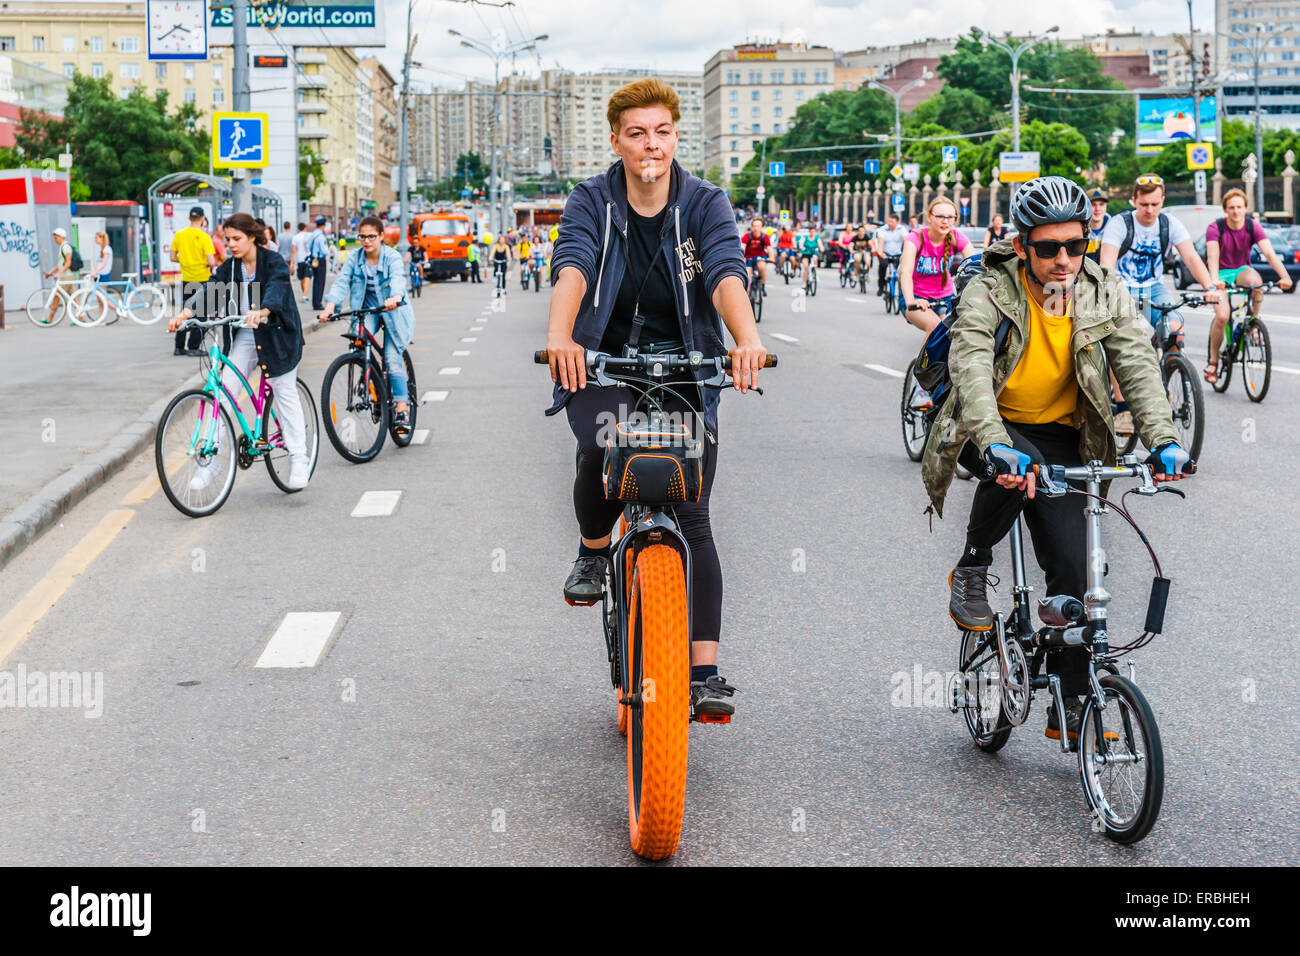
[899,198,971,333]
[319,215,415,437]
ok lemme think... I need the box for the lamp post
[976,26,1059,151]
[448,29,548,235]
[1252,24,1265,213]
[867,71,931,169]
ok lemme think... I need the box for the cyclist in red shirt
[741,217,772,292]
[776,223,796,275]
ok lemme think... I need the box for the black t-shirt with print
[601,205,679,354]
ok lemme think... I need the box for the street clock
[148,0,209,61]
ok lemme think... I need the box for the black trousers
[566,383,721,643]
[311,261,326,310]
[174,326,201,351]
[959,421,1090,695]
[470,260,481,282]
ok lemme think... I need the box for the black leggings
[958,421,1090,695]
[566,384,721,644]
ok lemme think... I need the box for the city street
[0,266,1296,866]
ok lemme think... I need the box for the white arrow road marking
[411,429,430,444]
[422,390,448,402]
[255,612,342,669]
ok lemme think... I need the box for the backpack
[1116,209,1169,262]
[66,242,83,272]
[913,258,1012,410]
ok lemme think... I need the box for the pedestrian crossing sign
[212,112,269,169]
[1186,143,1213,171]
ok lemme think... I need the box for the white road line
[411,429,430,444]
[460,336,478,342]
[1274,364,1300,375]
[255,612,341,669]
[439,367,462,375]
[769,332,799,344]
[422,390,448,402]
[468,326,484,332]
[351,490,403,518]
[864,363,904,378]
[453,349,471,356]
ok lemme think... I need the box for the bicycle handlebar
[1032,454,1195,499]
[321,302,409,321]
[534,349,777,371]
[175,315,251,331]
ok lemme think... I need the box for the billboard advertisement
[208,1,384,48]
[1136,95,1217,154]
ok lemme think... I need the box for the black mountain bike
[748,260,764,323]
[493,259,508,294]
[535,346,776,861]
[1115,294,1204,462]
[320,305,420,463]
[950,455,1193,843]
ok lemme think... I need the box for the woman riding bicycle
[168,211,311,490]
[318,215,416,437]
[545,76,766,718]
[491,236,510,291]
[898,197,971,333]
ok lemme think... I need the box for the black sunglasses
[1025,237,1090,258]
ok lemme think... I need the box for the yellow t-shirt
[172,226,216,283]
[519,240,531,259]
[997,268,1079,426]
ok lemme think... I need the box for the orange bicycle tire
[625,543,690,860]
[616,515,632,736]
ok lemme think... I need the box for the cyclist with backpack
[43,227,81,325]
[1203,188,1292,384]
[921,177,1191,742]
[899,198,971,333]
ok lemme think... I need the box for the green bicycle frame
[187,339,281,458]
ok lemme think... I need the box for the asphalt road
[0,265,1295,865]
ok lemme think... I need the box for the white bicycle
[69,273,168,327]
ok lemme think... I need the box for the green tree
[939,31,1129,162]
[17,73,208,203]
[909,87,995,135]
[0,145,90,199]
[298,143,324,198]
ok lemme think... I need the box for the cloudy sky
[377,0,1217,87]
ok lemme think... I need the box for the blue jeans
[1127,282,1177,331]
[357,314,408,403]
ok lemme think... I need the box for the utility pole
[868,73,928,168]
[1187,0,1207,204]
[397,0,414,254]
[230,0,250,213]
[978,26,1059,152]
[1254,25,1265,213]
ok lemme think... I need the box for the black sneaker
[949,566,998,631]
[563,555,608,606]
[690,675,738,722]
[187,348,203,357]
[392,409,410,438]
[1046,696,1086,742]
[174,347,185,356]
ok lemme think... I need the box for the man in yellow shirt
[170,206,217,356]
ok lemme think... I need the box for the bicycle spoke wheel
[900,361,930,462]
[750,285,762,323]
[389,350,418,447]
[1078,674,1163,844]
[956,628,1012,752]
[626,543,689,861]
[322,353,388,463]
[155,388,237,517]
[67,288,107,327]
[25,288,67,327]
[264,378,320,493]
[1240,318,1271,403]
[1163,352,1204,461]
[126,285,167,325]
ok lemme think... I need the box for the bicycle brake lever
[1155,485,1186,499]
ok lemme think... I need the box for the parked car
[1174,223,1300,292]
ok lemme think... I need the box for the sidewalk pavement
[0,299,323,569]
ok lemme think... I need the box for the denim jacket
[323,244,414,353]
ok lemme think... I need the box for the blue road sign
[942,145,959,164]
[864,159,880,175]
[812,204,819,216]
[461,187,472,198]
[827,160,843,176]
[892,193,906,211]
[211,112,268,168]
[769,162,785,177]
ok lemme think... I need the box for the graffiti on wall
[0,220,41,268]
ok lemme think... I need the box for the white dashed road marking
[1274,364,1300,375]
[864,363,904,378]
[423,390,448,402]
[351,490,403,517]
[412,429,430,444]
[461,337,478,343]
[468,326,483,332]
[769,333,799,344]
[255,612,342,669]
[453,350,471,357]
[439,367,461,376]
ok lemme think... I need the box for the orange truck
[408,210,473,281]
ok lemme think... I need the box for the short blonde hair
[606,77,680,133]
[1221,188,1248,210]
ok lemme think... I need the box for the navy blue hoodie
[549,158,748,435]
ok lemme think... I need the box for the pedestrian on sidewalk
[278,221,294,262]
[467,237,481,282]
[169,207,216,355]
[291,222,311,301]
[41,227,78,325]
[308,217,329,311]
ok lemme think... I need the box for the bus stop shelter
[146,172,282,281]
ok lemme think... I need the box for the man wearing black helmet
[921,175,1192,742]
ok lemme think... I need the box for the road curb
[0,314,329,573]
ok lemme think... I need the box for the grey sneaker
[690,675,738,722]
[563,555,608,606]
[949,566,998,631]
[1046,696,1086,742]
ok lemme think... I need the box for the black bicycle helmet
[1009,175,1090,235]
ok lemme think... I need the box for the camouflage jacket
[921,240,1179,517]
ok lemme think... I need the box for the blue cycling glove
[984,443,1032,478]
[1146,442,1193,477]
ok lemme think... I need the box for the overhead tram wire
[777,128,1010,154]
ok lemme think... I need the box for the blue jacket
[323,244,414,353]
[549,159,748,435]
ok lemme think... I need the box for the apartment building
[1083,29,1213,89]
[362,58,398,213]
[0,53,69,146]
[703,42,836,184]
[839,38,956,78]
[299,46,362,220]
[1217,0,1300,130]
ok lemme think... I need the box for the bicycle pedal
[693,713,730,724]
[564,596,600,607]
